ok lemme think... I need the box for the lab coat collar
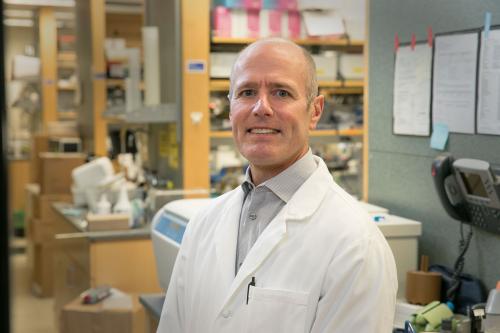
[285,156,331,221]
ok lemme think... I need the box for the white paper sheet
[432,32,479,134]
[298,0,337,10]
[393,44,432,136]
[302,10,345,37]
[478,29,500,135]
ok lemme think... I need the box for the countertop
[52,202,151,241]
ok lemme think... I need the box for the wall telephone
[432,154,500,234]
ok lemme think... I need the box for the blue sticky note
[430,123,449,150]
[485,12,492,39]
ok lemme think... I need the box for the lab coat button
[222,309,232,318]
[249,213,257,220]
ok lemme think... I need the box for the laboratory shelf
[106,79,145,90]
[209,79,364,92]
[211,37,364,48]
[103,103,178,124]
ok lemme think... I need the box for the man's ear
[309,95,324,130]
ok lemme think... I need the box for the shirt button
[249,213,257,220]
[222,309,232,318]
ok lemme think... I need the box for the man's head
[229,38,319,106]
[228,38,324,185]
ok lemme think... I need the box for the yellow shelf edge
[209,79,363,91]
[212,37,364,47]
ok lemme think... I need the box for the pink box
[247,9,260,38]
[278,0,297,10]
[243,0,262,10]
[213,6,232,37]
[287,10,301,39]
[268,10,282,36]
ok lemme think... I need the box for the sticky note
[485,12,492,39]
[430,123,449,150]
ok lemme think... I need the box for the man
[157,38,397,333]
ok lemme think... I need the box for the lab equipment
[150,199,212,290]
[432,154,500,234]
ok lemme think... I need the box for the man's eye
[239,90,256,97]
[276,90,290,98]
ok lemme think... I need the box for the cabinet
[52,203,161,328]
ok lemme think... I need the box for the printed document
[393,44,432,136]
[478,29,500,135]
[432,32,479,134]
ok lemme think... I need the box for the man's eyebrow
[234,80,298,91]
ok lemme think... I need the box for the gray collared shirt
[236,149,317,274]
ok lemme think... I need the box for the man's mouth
[247,128,280,134]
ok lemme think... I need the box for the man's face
[229,43,323,174]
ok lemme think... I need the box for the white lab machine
[151,199,212,290]
[151,199,421,299]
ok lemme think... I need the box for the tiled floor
[10,239,55,333]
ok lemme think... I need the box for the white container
[72,157,114,189]
[313,52,337,81]
[376,215,422,299]
[113,183,132,227]
[485,283,500,333]
[96,194,112,215]
[339,53,364,80]
[210,52,239,79]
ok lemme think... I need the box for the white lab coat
[157,156,398,333]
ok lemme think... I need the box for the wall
[368,0,500,290]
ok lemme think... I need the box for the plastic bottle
[95,193,111,215]
[113,182,133,227]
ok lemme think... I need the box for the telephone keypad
[466,203,500,234]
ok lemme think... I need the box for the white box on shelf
[210,52,239,79]
[339,53,364,80]
[312,52,337,81]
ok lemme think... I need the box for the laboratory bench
[139,294,165,333]
[51,202,161,329]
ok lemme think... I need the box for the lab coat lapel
[213,189,244,293]
[219,207,287,312]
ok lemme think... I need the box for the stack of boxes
[212,0,303,39]
[25,133,86,296]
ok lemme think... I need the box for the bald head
[228,38,318,105]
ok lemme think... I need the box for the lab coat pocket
[247,287,309,333]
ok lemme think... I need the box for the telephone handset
[432,154,500,235]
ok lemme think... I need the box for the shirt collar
[240,149,317,203]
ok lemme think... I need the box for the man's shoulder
[187,187,241,228]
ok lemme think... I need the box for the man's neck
[249,148,310,186]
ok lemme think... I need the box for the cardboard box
[25,184,40,221]
[39,152,86,194]
[31,243,54,297]
[339,53,364,80]
[86,213,131,231]
[30,134,51,183]
[30,219,54,244]
[38,194,72,221]
[60,294,145,333]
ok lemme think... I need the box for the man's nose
[251,94,273,116]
